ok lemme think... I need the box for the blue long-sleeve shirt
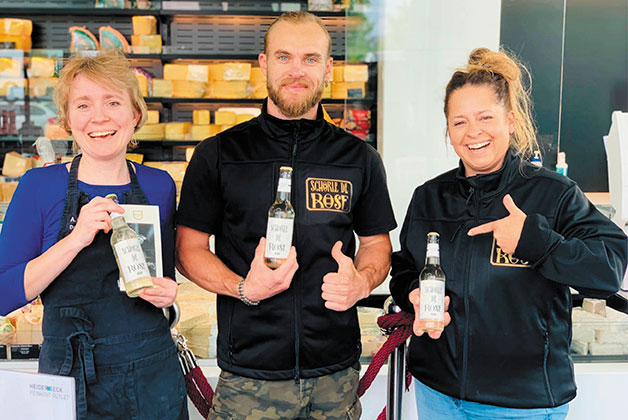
[0,162,176,315]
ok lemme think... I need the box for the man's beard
[267,77,324,119]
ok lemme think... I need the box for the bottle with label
[556,151,568,176]
[418,232,446,332]
[106,194,153,297]
[531,150,542,167]
[264,167,295,269]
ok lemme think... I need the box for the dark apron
[39,155,188,420]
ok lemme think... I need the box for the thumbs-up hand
[321,241,369,312]
[467,194,527,255]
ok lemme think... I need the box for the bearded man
[176,11,396,420]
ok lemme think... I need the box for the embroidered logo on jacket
[306,177,352,213]
[490,238,530,267]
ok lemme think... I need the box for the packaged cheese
[163,64,188,81]
[132,16,157,36]
[187,64,209,82]
[192,109,210,125]
[172,80,205,98]
[333,65,368,82]
[130,34,161,54]
[2,151,32,177]
[164,121,191,140]
[151,78,172,97]
[0,18,32,37]
[28,56,56,78]
[209,63,251,81]
[206,81,247,99]
[331,81,365,99]
[190,125,212,141]
[135,73,148,97]
[0,35,31,51]
[134,123,164,140]
[28,77,58,97]
[146,110,160,125]
[214,110,236,125]
[0,57,23,78]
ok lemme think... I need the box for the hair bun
[466,47,520,83]
[468,48,492,66]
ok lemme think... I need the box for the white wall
[379,0,502,257]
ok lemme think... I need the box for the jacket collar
[456,149,521,200]
[257,99,330,143]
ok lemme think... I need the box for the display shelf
[0,7,160,16]
[145,97,375,105]
[159,10,345,17]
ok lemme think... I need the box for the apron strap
[58,307,98,385]
[124,160,149,205]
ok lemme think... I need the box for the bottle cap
[427,232,440,237]
[279,166,293,171]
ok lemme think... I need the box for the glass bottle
[264,167,295,269]
[106,193,153,297]
[418,232,446,332]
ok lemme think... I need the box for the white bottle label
[265,217,294,258]
[278,178,291,193]
[426,243,439,258]
[114,238,150,283]
[419,279,445,321]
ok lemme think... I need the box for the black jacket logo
[490,238,530,267]
[306,177,352,213]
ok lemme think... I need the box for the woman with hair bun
[390,48,627,419]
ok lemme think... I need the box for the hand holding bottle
[139,277,178,308]
[409,288,451,339]
[242,237,299,302]
[321,241,369,312]
[70,196,124,249]
[467,194,526,255]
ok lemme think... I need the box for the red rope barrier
[185,366,214,418]
[358,311,414,420]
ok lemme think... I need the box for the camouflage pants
[207,365,362,420]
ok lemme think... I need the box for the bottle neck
[276,171,292,202]
[111,213,126,229]
[425,255,440,266]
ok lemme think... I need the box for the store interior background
[379,0,627,256]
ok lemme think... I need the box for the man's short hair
[264,11,332,58]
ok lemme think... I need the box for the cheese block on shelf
[135,73,148,97]
[193,109,210,125]
[249,67,265,82]
[0,18,32,37]
[135,123,164,140]
[172,80,205,98]
[187,64,209,82]
[151,79,172,97]
[209,63,251,81]
[2,151,32,178]
[45,123,69,140]
[333,65,368,82]
[146,110,160,125]
[164,121,191,140]
[214,110,236,125]
[130,34,161,54]
[1,181,18,203]
[206,81,247,99]
[0,57,22,78]
[28,77,58,97]
[28,56,56,78]
[163,63,188,81]
[132,15,157,36]
[236,114,255,124]
[331,82,365,99]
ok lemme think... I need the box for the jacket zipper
[543,330,556,406]
[460,187,479,399]
[291,126,301,383]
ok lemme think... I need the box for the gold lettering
[323,194,334,208]
[310,193,324,208]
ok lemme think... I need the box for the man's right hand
[241,237,299,303]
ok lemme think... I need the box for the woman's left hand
[139,277,178,308]
[467,194,527,255]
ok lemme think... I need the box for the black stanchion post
[384,297,406,420]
